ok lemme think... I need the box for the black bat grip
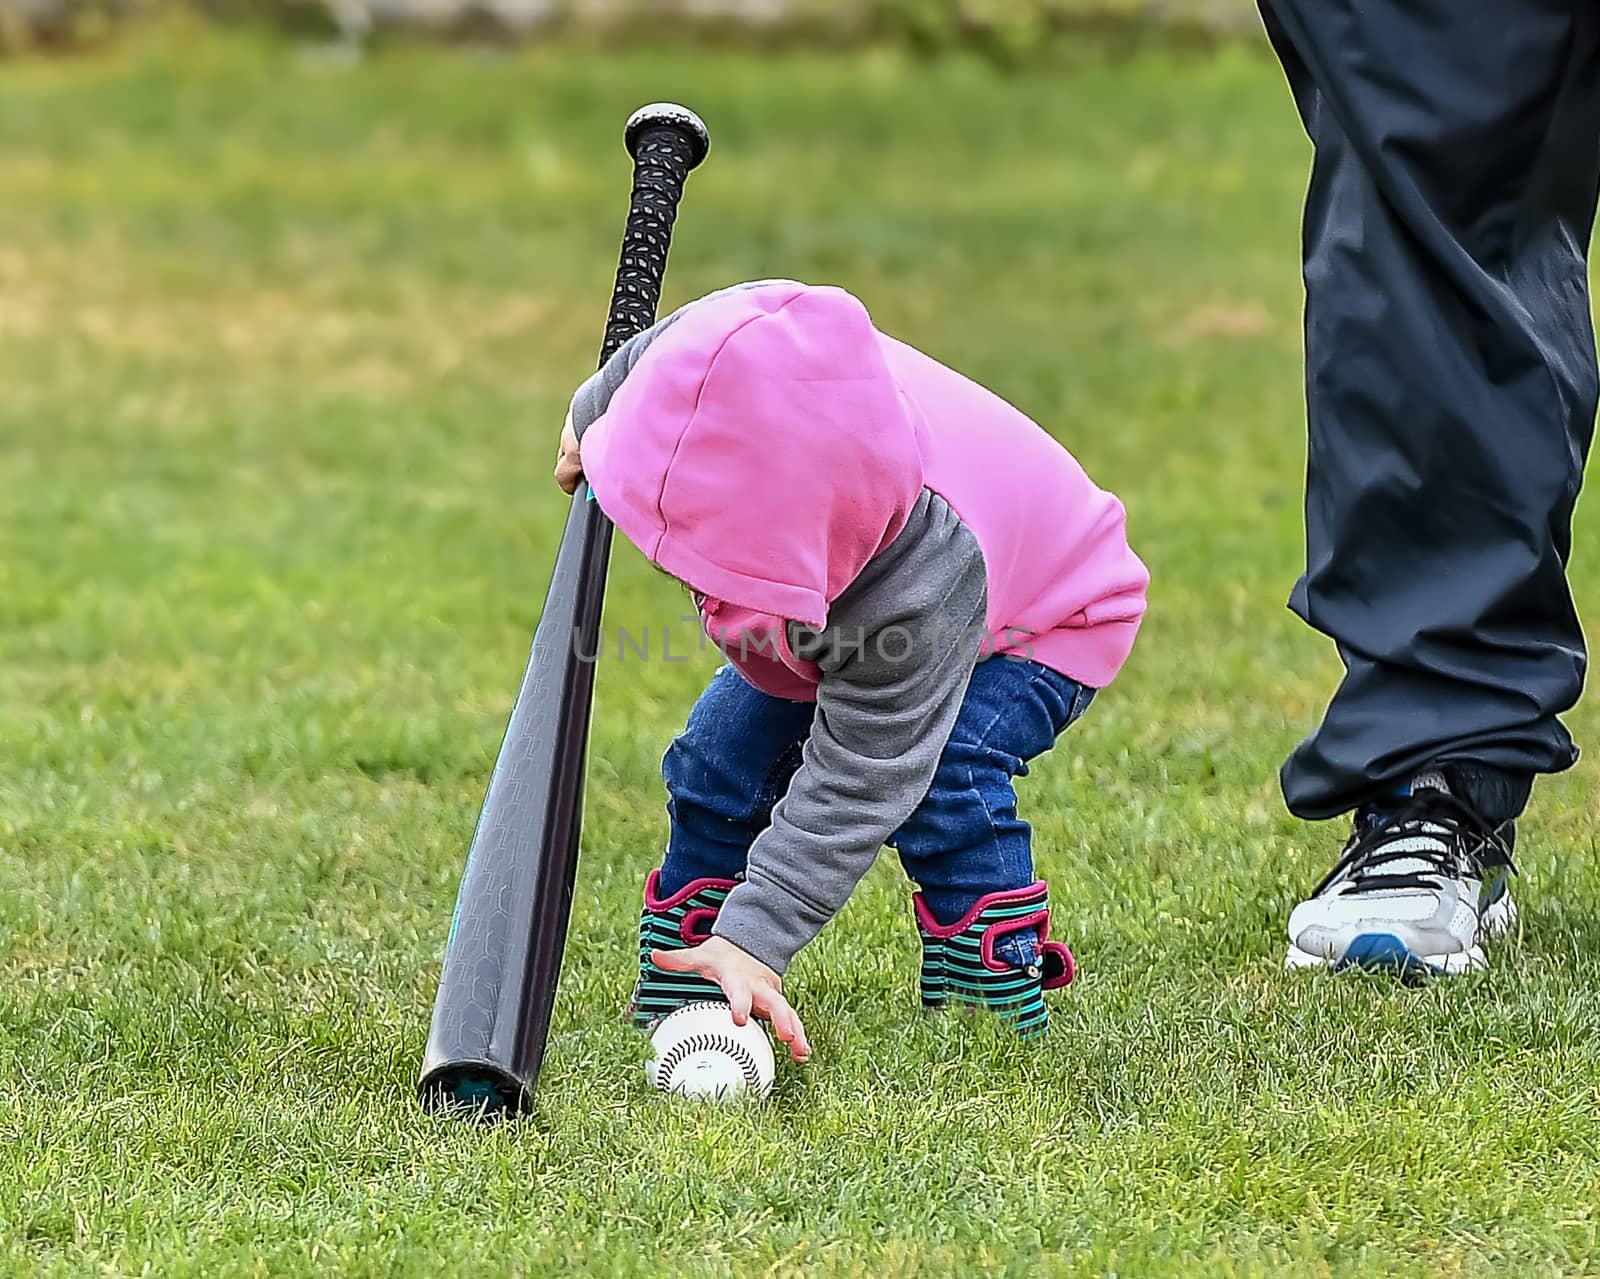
[600,111,710,367]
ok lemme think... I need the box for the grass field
[3,32,1600,1279]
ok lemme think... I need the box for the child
[555,281,1147,1064]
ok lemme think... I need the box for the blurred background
[3,0,1257,56]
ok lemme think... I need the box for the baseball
[645,1001,776,1100]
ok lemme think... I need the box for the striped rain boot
[913,881,1076,1037]
[628,868,735,1030]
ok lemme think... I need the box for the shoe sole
[1284,896,1515,976]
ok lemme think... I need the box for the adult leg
[1261,0,1600,822]
[1261,0,1600,972]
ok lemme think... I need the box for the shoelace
[1313,789,1515,898]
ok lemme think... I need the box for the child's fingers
[725,981,753,1026]
[554,454,583,494]
[648,944,800,1055]
[650,947,695,973]
[755,990,811,1064]
[554,413,583,493]
[774,1022,811,1065]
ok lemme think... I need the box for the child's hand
[652,937,812,1065]
[554,411,583,494]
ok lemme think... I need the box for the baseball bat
[418,103,710,1120]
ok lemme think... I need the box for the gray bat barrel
[418,104,710,1120]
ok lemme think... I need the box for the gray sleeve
[711,492,990,974]
[567,279,802,440]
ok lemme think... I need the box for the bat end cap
[418,1062,533,1122]
[625,102,710,168]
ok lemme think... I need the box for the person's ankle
[1362,762,1530,828]
[1436,762,1531,827]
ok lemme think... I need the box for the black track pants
[1260,0,1600,820]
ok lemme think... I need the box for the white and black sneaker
[1286,771,1516,976]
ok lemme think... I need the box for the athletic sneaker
[1285,770,1516,975]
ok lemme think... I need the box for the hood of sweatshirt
[580,282,927,628]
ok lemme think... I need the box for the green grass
[3,32,1600,1279]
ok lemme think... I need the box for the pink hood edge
[581,283,926,629]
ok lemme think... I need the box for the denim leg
[891,659,1093,927]
[659,664,816,894]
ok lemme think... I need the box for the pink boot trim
[1041,940,1076,989]
[643,867,740,946]
[910,881,1050,937]
[911,880,1076,983]
[642,867,739,911]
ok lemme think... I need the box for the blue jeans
[658,657,1094,928]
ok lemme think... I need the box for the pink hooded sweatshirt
[581,281,1147,695]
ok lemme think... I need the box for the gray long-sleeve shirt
[570,296,993,974]
[713,491,988,973]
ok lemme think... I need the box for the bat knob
[625,102,710,170]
